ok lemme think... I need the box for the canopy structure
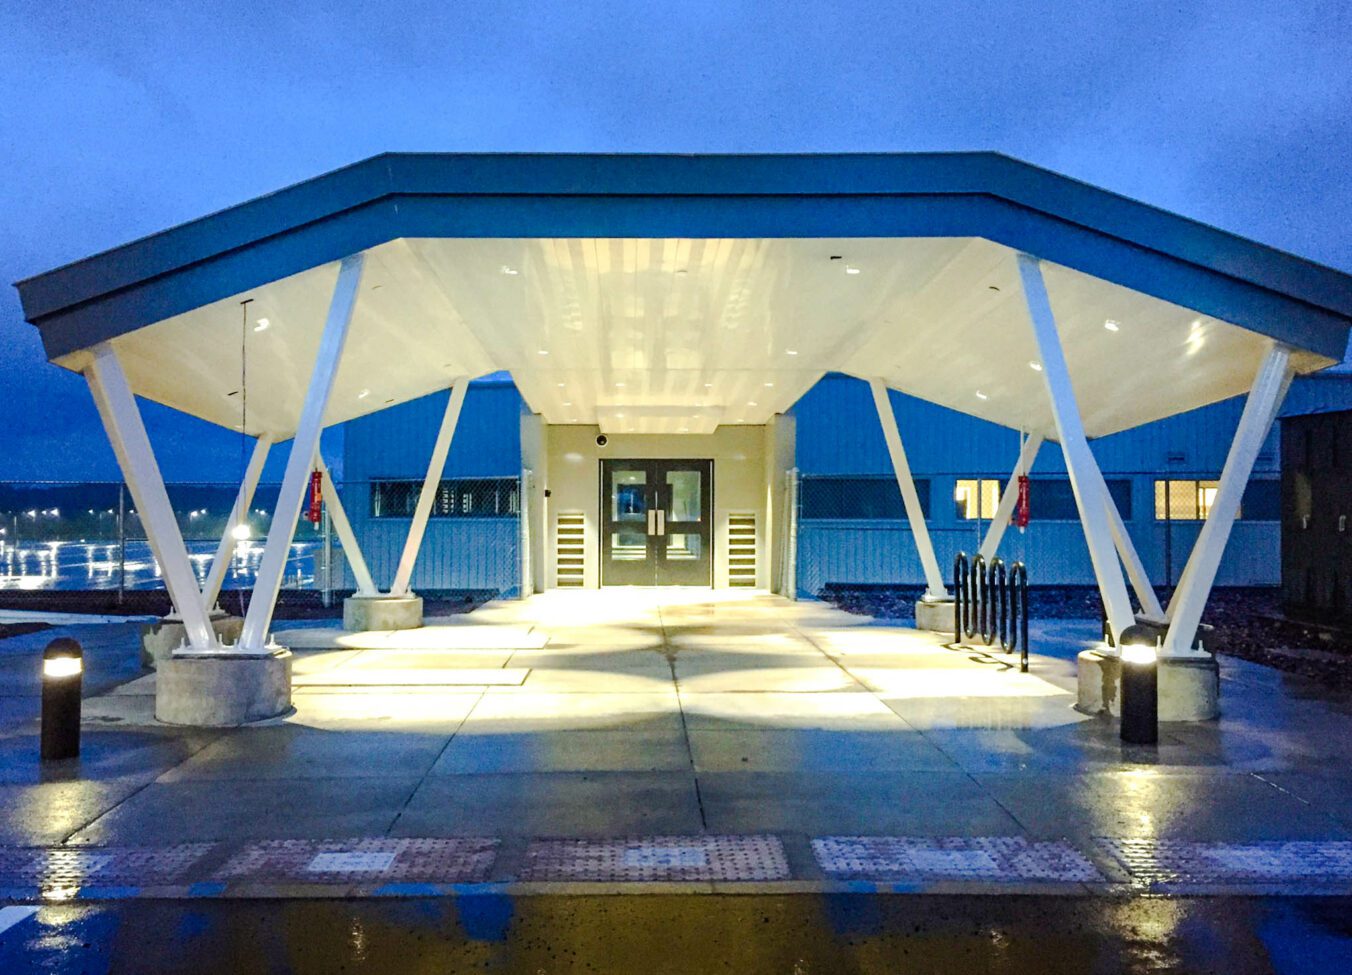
[18,153,1350,441]
[13,153,1352,682]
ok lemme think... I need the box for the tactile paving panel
[1097,838,1352,886]
[214,838,498,885]
[0,844,214,887]
[814,836,1103,883]
[522,835,789,882]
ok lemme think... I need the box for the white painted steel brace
[85,343,217,652]
[239,253,364,652]
[1017,253,1135,643]
[314,453,377,597]
[390,377,468,596]
[202,435,272,612]
[869,377,949,600]
[1162,342,1294,656]
[978,434,1043,561]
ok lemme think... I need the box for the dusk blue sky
[3,1,1350,482]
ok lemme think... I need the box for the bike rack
[953,551,1030,672]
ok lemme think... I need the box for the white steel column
[202,435,272,611]
[1017,253,1135,641]
[977,435,1043,561]
[1163,343,1294,655]
[239,253,364,652]
[869,378,948,599]
[85,343,216,652]
[389,377,468,596]
[316,453,378,597]
[1099,476,1166,621]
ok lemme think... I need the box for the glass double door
[601,459,713,586]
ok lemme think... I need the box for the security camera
[596,434,608,447]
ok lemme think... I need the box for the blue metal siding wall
[344,377,523,480]
[793,373,1282,591]
[794,518,1278,591]
[337,377,524,593]
[796,373,1278,477]
[335,371,1290,593]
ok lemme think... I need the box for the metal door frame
[599,458,715,587]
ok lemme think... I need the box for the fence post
[117,482,127,605]
[320,507,333,608]
[519,469,532,599]
[784,468,800,601]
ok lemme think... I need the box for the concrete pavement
[2,590,1352,896]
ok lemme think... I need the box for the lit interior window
[1153,480,1227,521]
[954,479,1001,520]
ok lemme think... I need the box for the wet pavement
[2,894,1351,973]
[4,592,1352,967]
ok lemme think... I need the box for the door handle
[656,509,665,536]
[647,509,656,535]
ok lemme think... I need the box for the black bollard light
[1118,624,1158,745]
[41,637,83,761]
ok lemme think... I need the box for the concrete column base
[914,596,955,634]
[140,613,244,669]
[156,650,293,726]
[343,594,423,631]
[1076,649,1219,721]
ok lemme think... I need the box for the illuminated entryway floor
[270,589,1077,712]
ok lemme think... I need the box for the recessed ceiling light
[537,349,549,356]
[786,349,798,356]
[975,390,989,400]
[562,401,572,407]
[747,401,758,407]
[557,382,566,388]
[615,381,625,388]
[1104,319,1121,332]
[764,382,774,387]
[253,318,270,332]
[500,265,519,276]
[357,388,371,399]
[703,383,713,388]
[1029,361,1043,371]
[845,265,861,275]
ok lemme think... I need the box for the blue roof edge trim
[14,152,1352,361]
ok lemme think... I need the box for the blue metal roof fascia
[26,189,1351,364]
[18,153,1352,322]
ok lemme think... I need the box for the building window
[1152,479,1280,521]
[1022,478,1132,521]
[1154,480,1224,521]
[955,477,1131,521]
[799,476,930,520]
[370,478,519,518]
[954,479,1001,520]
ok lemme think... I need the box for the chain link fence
[0,476,524,613]
[790,469,1282,597]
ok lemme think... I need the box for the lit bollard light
[41,638,83,761]
[1118,624,1158,745]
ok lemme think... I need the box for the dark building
[1282,406,1352,621]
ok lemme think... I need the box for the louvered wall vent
[556,512,587,587]
[727,512,758,587]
